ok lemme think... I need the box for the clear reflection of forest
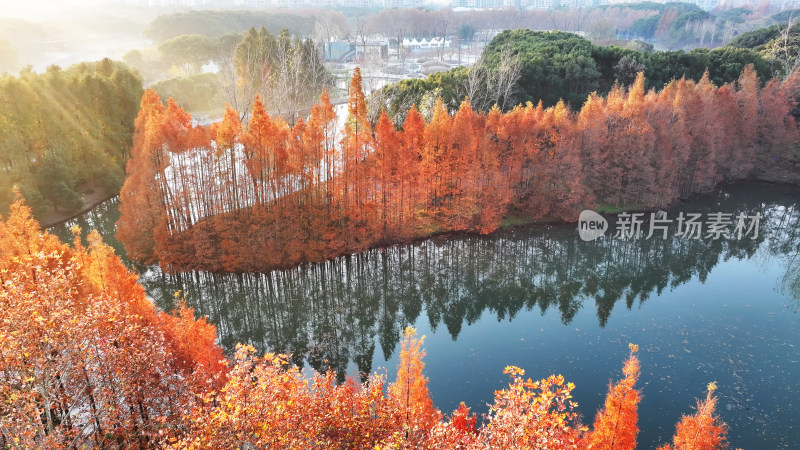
[52,182,800,380]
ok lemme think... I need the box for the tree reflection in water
[52,183,800,381]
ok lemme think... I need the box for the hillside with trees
[374,29,771,118]
[0,59,142,219]
[727,19,800,77]
[144,9,329,44]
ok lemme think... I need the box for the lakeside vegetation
[374,29,772,119]
[2,201,729,447]
[117,63,800,273]
[0,59,142,217]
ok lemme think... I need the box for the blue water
[52,182,800,448]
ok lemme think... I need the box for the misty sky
[0,1,105,21]
[0,0,450,22]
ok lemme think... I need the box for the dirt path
[39,187,118,229]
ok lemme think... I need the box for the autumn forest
[119,66,800,273]
[2,200,730,447]
[4,5,800,446]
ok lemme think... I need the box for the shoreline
[40,192,119,229]
[48,179,795,273]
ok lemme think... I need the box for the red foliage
[0,198,226,447]
[118,67,800,273]
[658,382,729,450]
[585,343,642,449]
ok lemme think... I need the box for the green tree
[158,34,217,73]
[0,60,142,217]
[35,150,83,210]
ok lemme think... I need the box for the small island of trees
[118,64,799,273]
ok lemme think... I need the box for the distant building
[354,40,389,61]
[382,0,425,7]
[323,41,355,62]
[450,0,504,8]
[403,37,453,49]
[339,0,377,6]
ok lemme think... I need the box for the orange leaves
[451,401,479,436]
[132,89,166,156]
[117,89,169,265]
[478,369,585,449]
[213,106,242,157]
[181,344,398,448]
[162,98,196,154]
[171,337,735,449]
[658,382,729,450]
[427,402,480,449]
[585,344,642,450]
[347,67,369,131]
[387,327,442,444]
[119,67,800,277]
[175,333,654,449]
[0,199,228,446]
[157,300,228,388]
[180,344,315,447]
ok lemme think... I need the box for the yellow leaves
[503,365,525,377]
[629,343,639,353]
[707,381,718,393]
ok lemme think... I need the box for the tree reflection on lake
[51,182,800,448]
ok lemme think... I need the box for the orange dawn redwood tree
[388,327,443,445]
[658,382,729,450]
[585,343,642,449]
[116,89,166,265]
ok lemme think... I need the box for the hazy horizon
[0,0,451,22]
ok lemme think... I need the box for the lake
[51,182,800,448]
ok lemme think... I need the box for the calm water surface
[52,182,800,448]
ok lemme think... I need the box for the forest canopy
[145,10,323,43]
[375,29,771,117]
[0,59,142,218]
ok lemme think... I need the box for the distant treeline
[0,59,142,217]
[145,10,326,43]
[375,30,771,119]
[727,22,791,49]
